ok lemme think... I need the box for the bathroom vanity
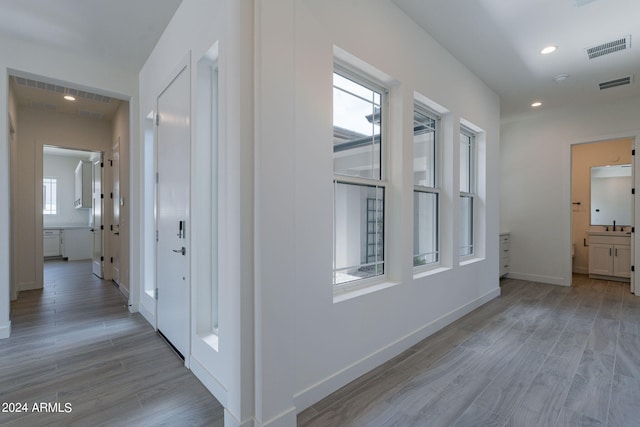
[587,231,631,282]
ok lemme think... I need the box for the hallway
[1,260,223,426]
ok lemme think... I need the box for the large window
[43,177,58,215]
[333,67,386,286]
[413,105,439,268]
[459,127,476,257]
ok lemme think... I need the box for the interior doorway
[8,72,130,308]
[570,137,635,293]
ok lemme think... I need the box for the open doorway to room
[8,72,131,307]
[571,138,635,293]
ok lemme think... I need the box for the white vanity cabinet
[588,232,631,281]
[74,160,92,208]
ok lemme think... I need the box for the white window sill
[460,256,484,266]
[333,280,400,304]
[198,332,219,352]
[413,266,450,280]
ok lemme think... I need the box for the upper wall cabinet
[74,160,92,209]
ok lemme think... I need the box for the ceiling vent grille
[599,76,633,90]
[14,76,112,103]
[586,35,631,59]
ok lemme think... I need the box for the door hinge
[100,225,104,230]
[156,172,159,184]
[155,230,159,242]
[101,193,104,199]
[110,192,113,199]
[100,256,104,261]
[110,257,113,263]
[633,188,635,195]
[632,265,635,272]
[110,224,113,231]
[155,288,159,299]
[633,227,635,233]
[100,162,104,167]
[156,114,160,126]
[633,149,635,156]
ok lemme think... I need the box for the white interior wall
[8,82,18,303]
[0,34,137,338]
[254,1,500,423]
[43,154,92,226]
[501,96,640,286]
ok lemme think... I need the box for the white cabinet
[74,160,92,209]
[62,228,92,261]
[500,232,510,277]
[588,233,631,281]
[44,229,62,257]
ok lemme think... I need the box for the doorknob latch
[172,247,186,256]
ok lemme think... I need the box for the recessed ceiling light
[554,73,570,82]
[541,45,557,55]
[531,101,543,107]
[64,95,76,101]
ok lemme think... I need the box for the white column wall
[501,97,640,287]
[138,1,254,426]
[253,0,501,422]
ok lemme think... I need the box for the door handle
[172,247,186,256]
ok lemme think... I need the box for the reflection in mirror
[590,164,632,226]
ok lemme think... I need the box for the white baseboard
[293,286,501,412]
[139,302,155,327]
[189,355,228,407]
[572,266,588,275]
[118,284,130,300]
[506,271,569,286]
[18,281,40,292]
[0,322,11,339]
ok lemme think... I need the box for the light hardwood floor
[5,263,640,426]
[299,275,640,427]
[1,260,224,427]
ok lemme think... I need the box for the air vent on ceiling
[586,35,631,59]
[14,76,112,103]
[599,76,633,90]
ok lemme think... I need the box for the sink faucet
[613,220,616,232]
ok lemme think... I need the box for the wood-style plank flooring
[1,260,224,427]
[299,275,640,426]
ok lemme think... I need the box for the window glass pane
[413,110,436,187]
[334,182,384,285]
[460,195,473,256]
[414,191,438,266]
[460,132,471,193]
[333,72,381,179]
[43,177,57,215]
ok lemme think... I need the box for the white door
[111,140,121,285]
[92,158,104,278]
[156,65,190,358]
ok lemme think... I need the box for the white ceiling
[1,0,182,120]
[0,0,182,73]
[392,0,640,118]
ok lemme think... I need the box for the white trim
[295,286,501,412]
[190,355,228,407]
[138,301,156,327]
[18,281,39,292]
[0,321,10,339]
[506,271,569,286]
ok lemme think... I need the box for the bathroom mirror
[591,164,632,226]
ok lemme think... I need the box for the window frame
[43,176,58,216]
[459,126,476,259]
[332,64,389,291]
[413,103,441,272]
